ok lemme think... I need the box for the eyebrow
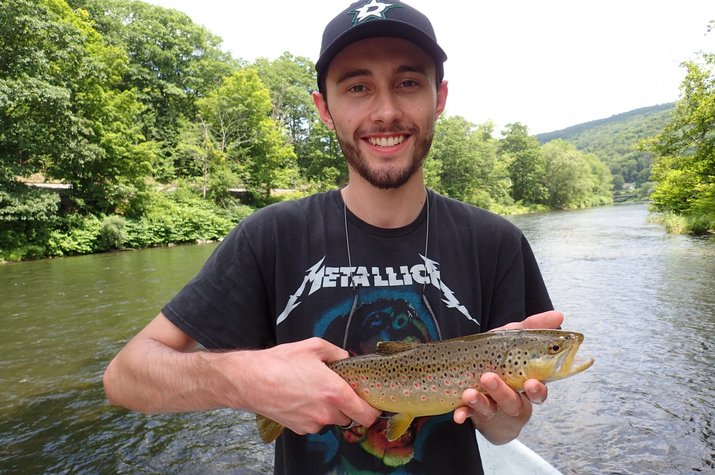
[336,68,371,84]
[335,65,430,85]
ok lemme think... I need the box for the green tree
[542,140,612,209]
[428,117,510,208]
[192,68,297,201]
[499,123,548,204]
[175,116,227,200]
[586,152,614,205]
[644,52,714,226]
[542,140,589,209]
[69,0,238,180]
[255,54,316,146]
[301,118,348,189]
[255,53,347,189]
[0,0,154,214]
[537,104,673,188]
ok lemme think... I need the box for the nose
[370,90,404,125]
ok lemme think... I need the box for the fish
[256,329,594,443]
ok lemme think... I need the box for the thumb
[500,311,564,330]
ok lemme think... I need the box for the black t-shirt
[163,189,552,474]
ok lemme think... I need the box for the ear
[435,80,448,119]
[312,91,335,130]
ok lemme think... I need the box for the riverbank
[648,210,715,235]
[0,186,549,263]
[3,186,709,263]
[0,187,255,263]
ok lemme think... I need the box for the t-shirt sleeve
[162,221,275,350]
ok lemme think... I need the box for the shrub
[96,215,128,251]
[46,215,102,257]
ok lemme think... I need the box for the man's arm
[103,313,381,435]
[453,310,564,444]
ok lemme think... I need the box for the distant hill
[536,103,675,188]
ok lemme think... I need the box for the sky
[145,0,714,134]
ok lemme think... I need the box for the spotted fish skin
[256,329,594,443]
[328,330,591,418]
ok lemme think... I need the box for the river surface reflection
[1,204,713,473]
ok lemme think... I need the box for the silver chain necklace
[341,191,442,349]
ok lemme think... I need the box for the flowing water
[1,204,713,474]
[511,205,715,474]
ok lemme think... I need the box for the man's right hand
[103,314,381,436]
[220,337,381,435]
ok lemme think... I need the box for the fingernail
[528,389,543,404]
[485,378,498,390]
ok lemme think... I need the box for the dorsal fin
[375,340,421,355]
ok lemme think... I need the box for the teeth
[369,136,405,147]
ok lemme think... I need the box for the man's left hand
[452,310,563,444]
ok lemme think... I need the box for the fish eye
[547,342,562,355]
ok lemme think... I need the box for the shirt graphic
[277,254,477,473]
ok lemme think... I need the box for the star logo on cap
[350,0,399,24]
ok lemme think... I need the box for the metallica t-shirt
[163,189,552,475]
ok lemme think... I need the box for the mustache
[354,124,418,138]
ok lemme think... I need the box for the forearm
[103,337,244,414]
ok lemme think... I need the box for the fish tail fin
[256,414,284,443]
[386,413,415,442]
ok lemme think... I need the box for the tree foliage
[68,0,238,175]
[541,140,613,209]
[0,0,154,213]
[1,0,630,259]
[643,52,715,232]
[500,123,548,204]
[189,68,298,201]
[256,53,348,188]
[427,117,511,209]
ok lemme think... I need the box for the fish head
[500,330,594,390]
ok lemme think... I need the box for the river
[1,203,713,474]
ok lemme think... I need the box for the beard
[335,122,435,190]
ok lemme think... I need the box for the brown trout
[256,329,593,443]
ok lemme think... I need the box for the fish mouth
[553,338,594,380]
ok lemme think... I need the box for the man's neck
[341,175,427,229]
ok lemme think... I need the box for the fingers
[454,373,543,427]
[339,385,382,428]
[479,373,528,417]
[498,310,564,331]
[307,338,382,428]
[454,388,494,424]
[523,379,548,404]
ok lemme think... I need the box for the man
[103,1,563,473]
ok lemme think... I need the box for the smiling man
[103,1,562,474]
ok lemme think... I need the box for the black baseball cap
[316,0,447,92]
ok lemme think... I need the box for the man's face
[313,37,448,189]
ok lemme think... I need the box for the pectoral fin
[256,414,284,443]
[386,413,415,441]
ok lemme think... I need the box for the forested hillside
[537,104,675,190]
